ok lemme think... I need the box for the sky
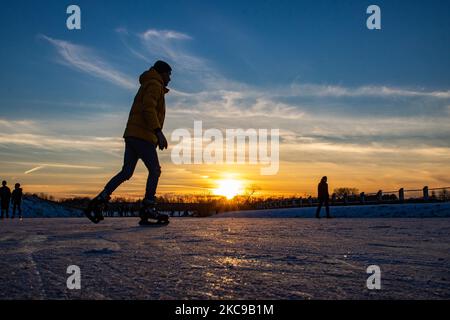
[0,0,449,199]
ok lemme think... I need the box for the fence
[254,186,450,210]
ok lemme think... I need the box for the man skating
[85,60,172,225]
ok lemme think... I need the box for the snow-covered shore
[10,196,450,219]
[17,195,82,218]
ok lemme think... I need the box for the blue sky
[0,0,449,198]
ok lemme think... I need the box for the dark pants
[1,204,9,218]
[316,198,330,217]
[13,202,22,218]
[104,137,161,201]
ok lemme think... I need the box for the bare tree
[244,184,261,204]
[333,187,359,198]
[438,189,449,201]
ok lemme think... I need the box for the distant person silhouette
[0,181,11,219]
[86,60,172,225]
[316,176,331,219]
[11,183,23,220]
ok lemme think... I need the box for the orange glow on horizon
[213,178,245,199]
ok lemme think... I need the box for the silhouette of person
[11,183,23,220]
[0,181,12,219]
[91,60,171,224]
[316,176,331,218]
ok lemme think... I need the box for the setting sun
[213,179,244,199]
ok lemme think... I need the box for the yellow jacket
[123,68,168,144]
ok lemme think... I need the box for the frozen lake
[0,217,449,299]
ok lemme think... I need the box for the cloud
[284,140,450,157]
[39,35,136,90]
[0,132,122,151]
[120,27,450,101]
[165,82,450,133]
[138,28,202,68]
[0,117,125,160]
[169,90,305,120]
[288,84,450,98]
[117,27,223,90]
[116,27,152,63]
[39,30,450,102]
[141,29,192,40]
[0,119,40,133]
[24,166,45,174]
[24,163,101,174]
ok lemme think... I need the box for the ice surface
[0,217,449,299]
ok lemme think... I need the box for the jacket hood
[139,68,161,85]
[139,68,170,93]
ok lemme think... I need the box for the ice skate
[84,191,110,224]
[139,199,169,226]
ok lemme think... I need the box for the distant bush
[333,187,359,198]
[439,189,449,201]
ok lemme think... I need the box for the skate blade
[84,209,102,224]
[139,219,170,227]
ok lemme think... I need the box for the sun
[213,179,244,199]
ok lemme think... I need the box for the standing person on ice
[11,183,23,220]
[315,176,332,219]
[85,60,172,225]
[0,181,11,219]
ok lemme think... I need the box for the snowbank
[11,195,83,218]
[215,202,450,218]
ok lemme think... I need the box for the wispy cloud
[0,119,40,132]
[116,27,152,63]
[170,90,305,120]
[118,27,222,90]
[284,140,450,157]
[141,29,192,40]
[138,28,201,68]
[24,163,101,174]
[0,118,122,153]
[118,28,450,101]
[39,34,136,90]
[0,132,122,151]
[24,166,45,174]
[288,83,450,98]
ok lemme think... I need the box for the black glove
[155,129,168,150]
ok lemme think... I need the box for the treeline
[56,194,259,216]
